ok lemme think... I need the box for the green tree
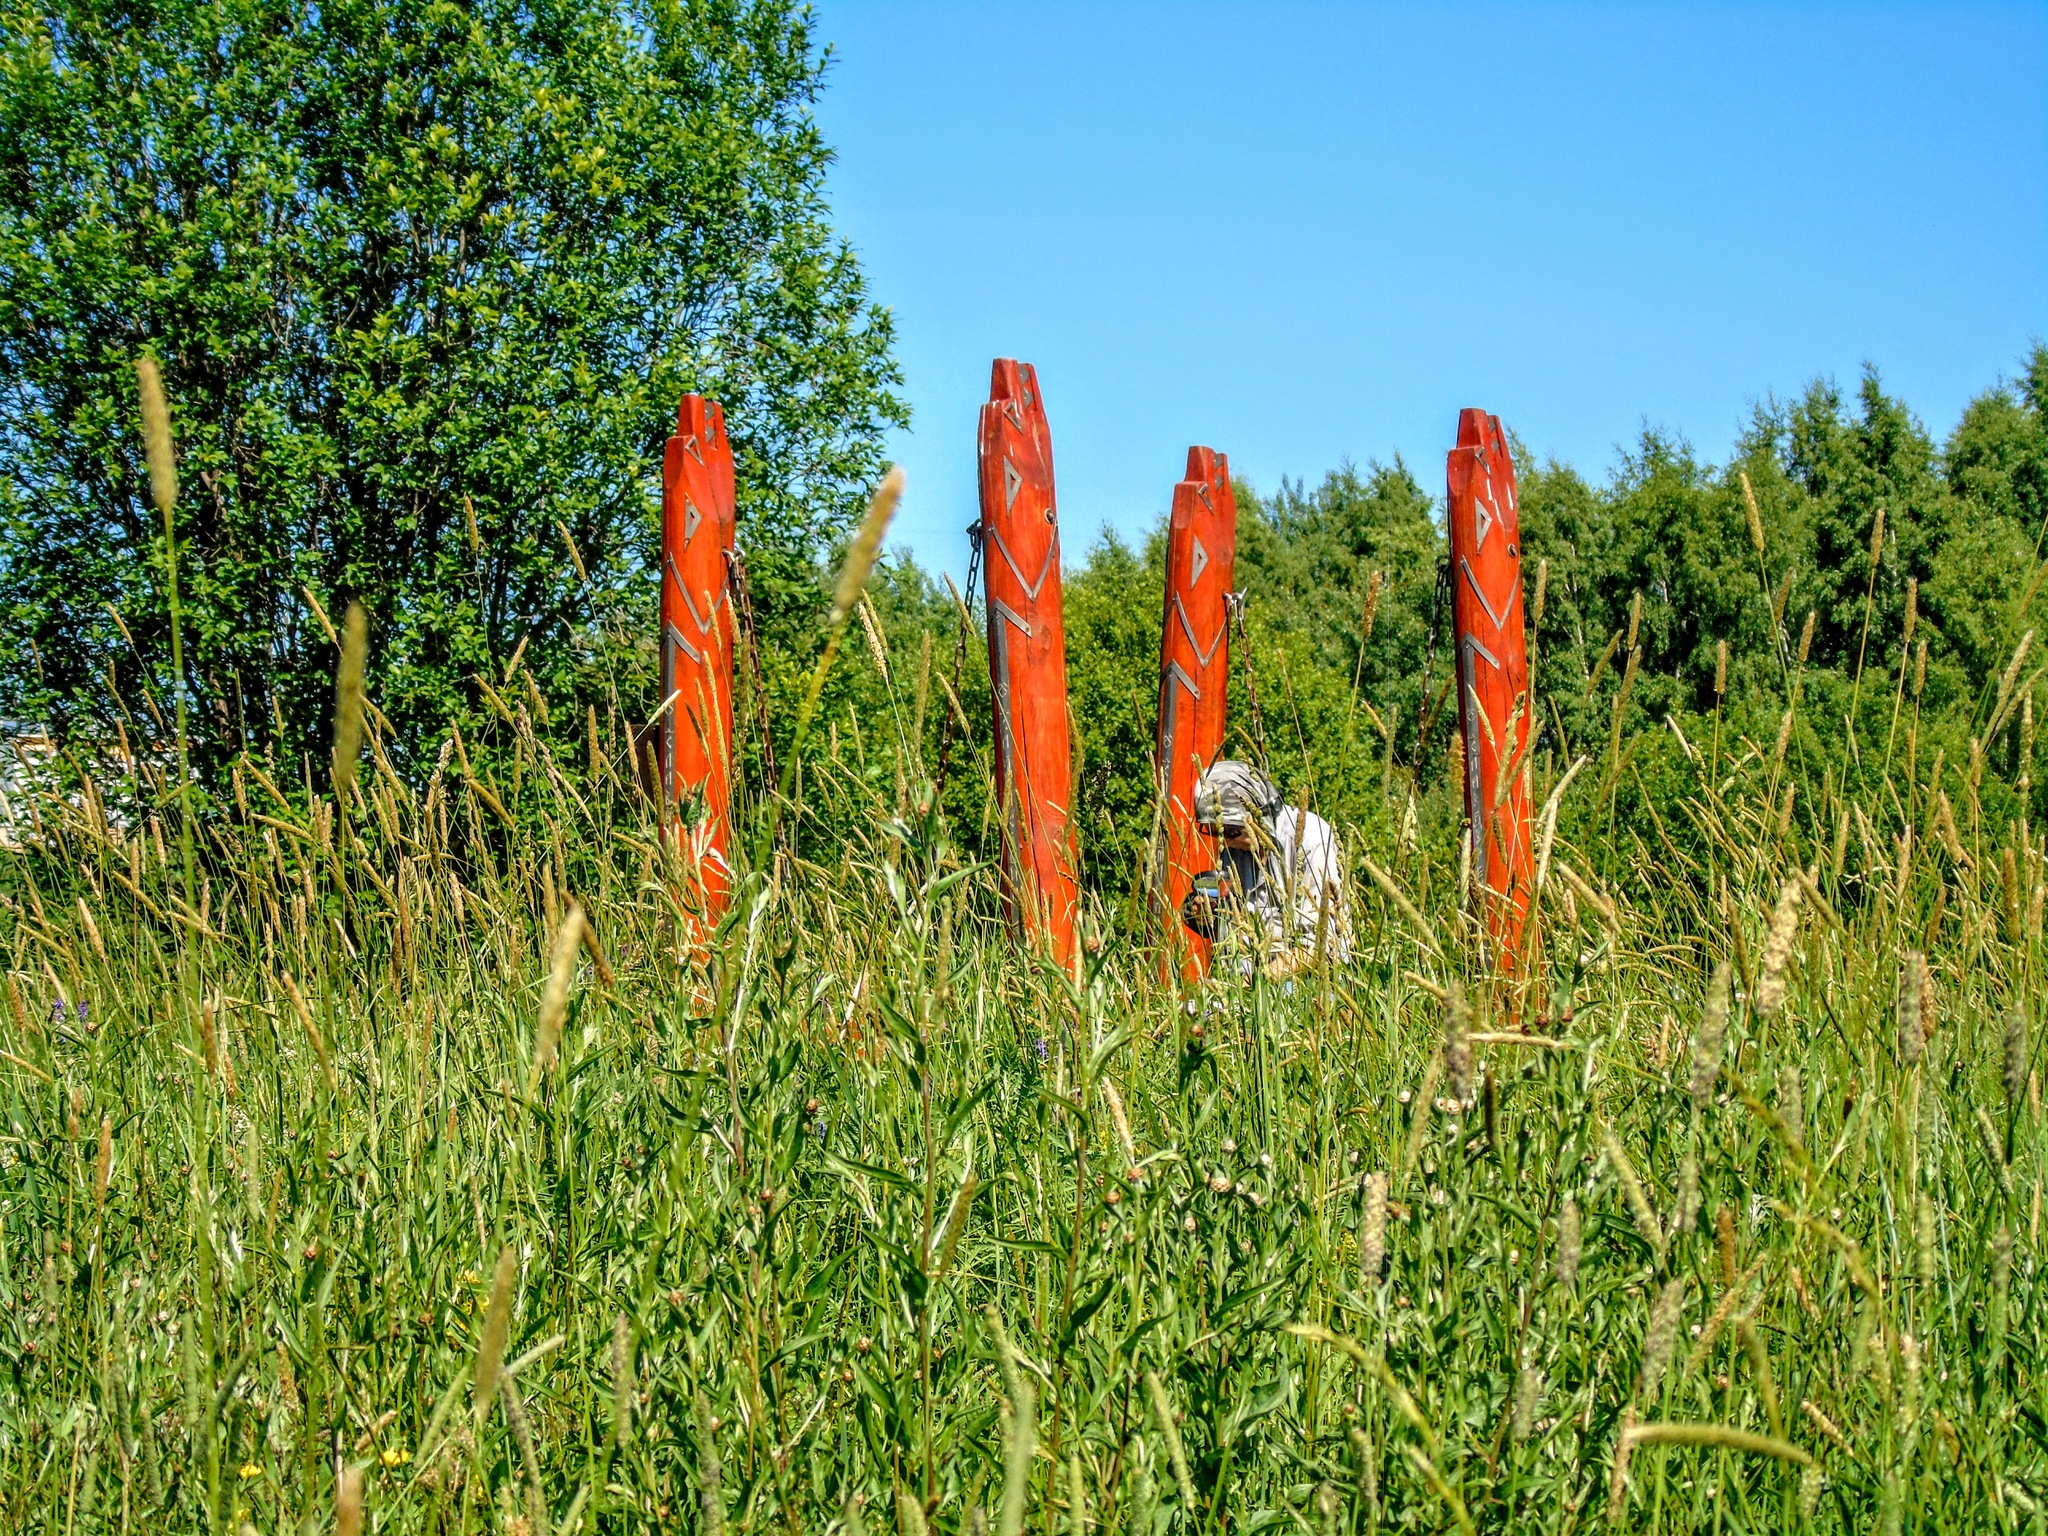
[0,0,903,778]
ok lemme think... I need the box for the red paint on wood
[1446,409,1535,974]
[1155,447,1237,980]
[661,394,737,925]
[979,360,1078,970]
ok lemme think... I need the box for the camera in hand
[1181,868,1229,939]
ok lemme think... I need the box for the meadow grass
[0,636,2043,1535]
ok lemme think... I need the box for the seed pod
[1714,640,1728,698]
[1556,1198,1582,1289]
[1360,1171,1389,1283]
[1896,953,1925,1065]
[1716,1205,1737,1288]
[1796,609,1815,667]
[2005,1005,2029,1114]
[1691,962,1732,1108]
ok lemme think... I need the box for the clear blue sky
[810,1,2048,580]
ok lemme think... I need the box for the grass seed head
[2005,1004,2029,1112]
[529,902,586,1093]
[1777,1065,1804,1150]
[1636,1279,1686,1403]
[1799,1464,1824,1520]
[1556,1198,1582,1289]
[831,467,906,623]
[473,1245,517,1420]
[135,355,178,514]
[1896,952,1925,1065]
[1692,961,1732,1107]
[1511,1354,1541,1442]
[1754,877,1803,1016]
[1670,1154,1700,1240]
[1443,980,1473,1108]
[1360,1171,1389,1282]
[331,603,368,799]
[1915,1192,1937,1288]
[336,1463,364,1536]
[1349,1426,1379,1509]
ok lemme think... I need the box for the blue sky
[810,2,2048,580]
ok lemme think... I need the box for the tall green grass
[1,580,2043,1533]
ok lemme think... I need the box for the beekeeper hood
[1193,760,1283,832]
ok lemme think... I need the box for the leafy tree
[0,0,903,778]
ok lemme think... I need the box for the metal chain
[934,520,983,798]
[726,547,778,791]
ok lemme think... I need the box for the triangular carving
[1004,457,1022,514]
[1473,489,1494,552]
[683,497,702,543]
[1188,535,1210,589]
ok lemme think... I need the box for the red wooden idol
[1446,409,1535,974]
[1154,447,1237,980]
[978,360,1079,971]
[660,394,737,924]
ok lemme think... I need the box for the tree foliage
[0,0,903,775]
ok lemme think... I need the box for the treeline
[838,348,2048,899]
